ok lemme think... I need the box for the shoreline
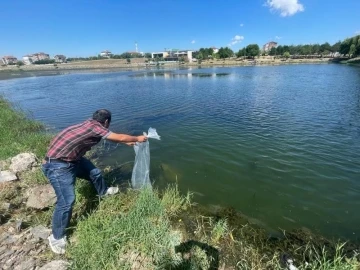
[0,57,332,73]
[0,58,335,82]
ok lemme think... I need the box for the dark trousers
[42,157,107,239]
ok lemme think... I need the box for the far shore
[0,57,334,73]
[1,56,358,81]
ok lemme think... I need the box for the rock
[0,232,18,245]
[39,260,69,270]
[26,184,56,209]
[9,153,37,173]
[2,202,12,211]
[0,159,11,171]
[14,258,35,270]
[30,225,51,240]
[0,249,14,260]
[0,245,7,255]
[0,170,18,182]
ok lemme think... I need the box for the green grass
[68,187,186,270]
[0,97,51,159]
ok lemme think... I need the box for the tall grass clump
[160,184,193,217]
[0,96,51,159]
[68,187,188,270]
[296,243,359,270]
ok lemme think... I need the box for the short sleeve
[92,123,111,139]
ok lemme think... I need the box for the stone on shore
[13,258,35,270]
[30,225,51,240]
[26,184,56,209]
[9,153,37,173]
[39,260,70,270]
[0,159,11,171]
[0,170,17,183]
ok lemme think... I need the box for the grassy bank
[0,97,51,159]
[1,97,359,269]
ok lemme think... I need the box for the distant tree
[282,45,290,53]
[331,41,341,53]
[207,48,214,57]
[33,59,55,64]
[197,52,204,60]
[269,47,277,56]
[236,47,246,58]
[300,45,312,55]
[16,61,24,66]
[349,44,356,57]
[276,45,284,55]
[212,52,219,59]
[217,47,234,58]
[246,44,260,58]
[339,38,352,56]
[356,36,360,56]
[121,52,132,59]
[126,58,131,64]
[198,48,214,59]
[312,44,320,54]
[288,45,298,55]
[320,42,332,53]
[144,53,152,58]
[283,51,290,59]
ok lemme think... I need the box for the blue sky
[1,0,360,58]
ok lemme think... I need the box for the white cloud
[265,0,304,17]
[240,23,244,27]
[191,40,196,44]
[275,36,282,39]
[228,35,244,47]
[355,30,360,35]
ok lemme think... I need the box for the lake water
[1,64,360,240]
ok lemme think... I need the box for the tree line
[268,35,359,57]
[67,53,152,62]
[194,34,360,60]
[65,34,360,63]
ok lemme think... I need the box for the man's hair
[93,109,112,124]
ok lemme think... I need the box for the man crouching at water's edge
[41,109,147,254]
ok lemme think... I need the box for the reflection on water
[129,71,230,78]
[1,65,360,240]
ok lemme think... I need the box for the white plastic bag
[131,127,160,189]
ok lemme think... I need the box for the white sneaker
[105,187,119,195]
[48,234,66,254]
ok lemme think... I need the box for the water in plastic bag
[131,127,160,189]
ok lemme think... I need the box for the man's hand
[125,142,136,146]
[137,135,147,143]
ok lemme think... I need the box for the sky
[1,0,360,58]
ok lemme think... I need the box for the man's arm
[106,133,147,144]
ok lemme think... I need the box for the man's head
[93,109,112,128]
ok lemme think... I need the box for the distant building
[22,56,33,65]
[1,56,18,65]
[211,47,219,53]
[23,52,50,65]
[263,41,278,52]
[151,50,194,62]
[54,55,66,63]
[100,50,112,58]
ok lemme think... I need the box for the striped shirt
[46,119,111,162]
